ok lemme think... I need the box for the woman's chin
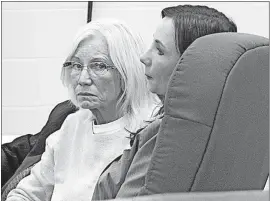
[79,101,98,110]
[148,85,158,95]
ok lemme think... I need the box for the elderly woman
[89,5,238,200]
[6,19,158,201]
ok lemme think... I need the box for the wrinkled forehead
[72,32,110,62]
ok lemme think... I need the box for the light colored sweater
[6,110,137,201]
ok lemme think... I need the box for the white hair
[61,18,159,131]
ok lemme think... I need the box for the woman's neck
[91,107,122,125]
[157,94,165,104]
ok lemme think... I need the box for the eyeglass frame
[63,61,116,76]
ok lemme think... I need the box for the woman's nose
[78,68,92,86]
[140,52,152,67]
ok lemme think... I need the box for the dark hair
[161,5,237,54]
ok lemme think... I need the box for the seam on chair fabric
[166,107,211,128]
[189,45,268,191]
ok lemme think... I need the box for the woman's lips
[77,92,96,96]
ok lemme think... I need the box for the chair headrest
[165,32,268,127]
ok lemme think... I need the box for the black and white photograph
[1,1,269,201]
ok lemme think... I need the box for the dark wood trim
[87,1,93,23]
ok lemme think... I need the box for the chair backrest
[140,33,269,194]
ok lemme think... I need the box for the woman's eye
[157,48,164,55]
[95,62,107,70]
[73,63,83,70]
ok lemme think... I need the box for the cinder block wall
[92,2,269,47]
[2,2,87,140]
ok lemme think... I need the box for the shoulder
[63,109,93,123]
[138,118,162,148]
[46,130,61,148]
[46,109,94,147]
[59,109,94,131]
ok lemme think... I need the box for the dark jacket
[2,134,38,186]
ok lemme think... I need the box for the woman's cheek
[70,73,79,85]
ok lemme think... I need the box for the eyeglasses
[63,61,116,76]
